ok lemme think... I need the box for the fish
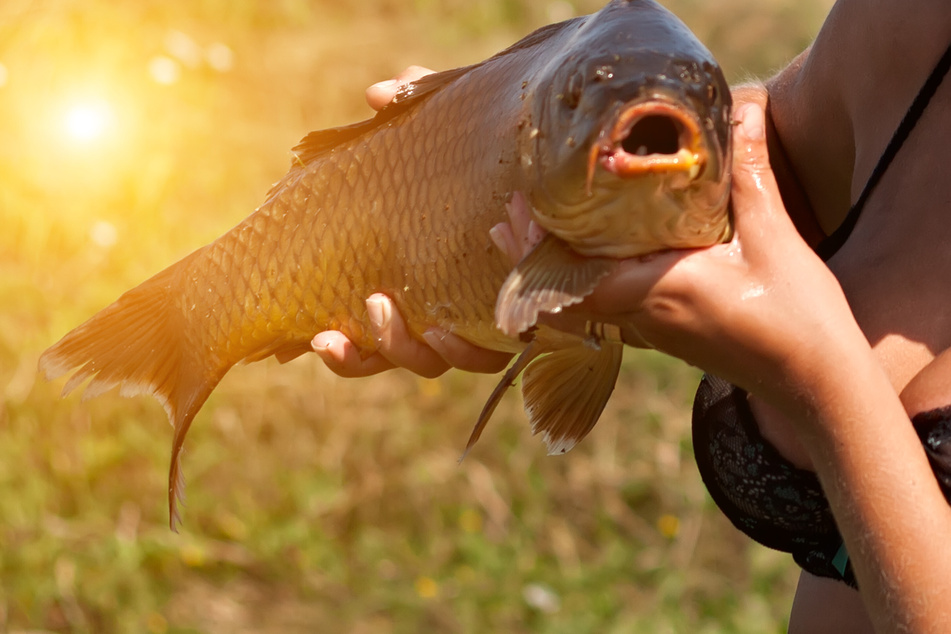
[39,0,732,530]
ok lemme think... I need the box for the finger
[367,294,510,374]
[365,65,436,111]
[422,328,514,373]
[489,223,519,264]
[535,310,654,349]
[393,65,436,84]
[312,331,396,378]
[365,81,400,111]
[506,191,545,256]
[365,294,450,378]
[488,221,541,265]
[490,192,548,265]
[730,102,795,237]
[527,220,547,249]
[575,247,691,315]
[729,83,768,111]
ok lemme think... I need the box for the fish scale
[190,67,519,373]
[40,0,732,529]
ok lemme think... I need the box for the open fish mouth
[586,98,707,193]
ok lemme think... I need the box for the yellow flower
[657,514,680,539]
[414,576,439,599]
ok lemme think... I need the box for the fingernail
[422,328,452,356]
[422,329,444,345]
[527,220,545,246]
[366,295,390,331]
[736,103,765,141]
[370,79,398,91]
[489,225,506,252]
[311,335,333,360]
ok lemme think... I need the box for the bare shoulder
[815,0,951,83]
[832,0,951,176]
[764,0,951,232]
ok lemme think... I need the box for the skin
[314,2,951,630]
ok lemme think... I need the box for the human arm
[545,102,951,633]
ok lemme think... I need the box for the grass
[2,0,830,631]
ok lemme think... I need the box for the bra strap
[816,41,951,260]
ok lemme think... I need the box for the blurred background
[1,0,832,632]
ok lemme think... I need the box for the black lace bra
[693,375,951,587]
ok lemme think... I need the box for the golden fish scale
[180,68,528,370]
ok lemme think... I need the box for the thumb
[730,102,794,238]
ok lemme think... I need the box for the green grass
[1,0,830,631]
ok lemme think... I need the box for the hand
[541,102,860,409]
[312,297,513,378]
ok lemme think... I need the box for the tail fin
[39,252,225,531]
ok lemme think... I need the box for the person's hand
[539,102,860,409]
[312,298,513,378]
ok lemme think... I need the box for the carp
[40,0,732,529]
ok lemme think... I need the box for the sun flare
[63,100,115,143]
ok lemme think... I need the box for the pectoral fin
[495,234,616,338]
[522,342,623,455]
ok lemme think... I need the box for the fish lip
[585,97,708,194]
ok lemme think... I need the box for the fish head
[522,0,733,258]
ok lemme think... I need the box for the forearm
[786,333,951,632]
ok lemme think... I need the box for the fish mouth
[586,98,707,194]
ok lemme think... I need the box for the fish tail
[38,250,225,531]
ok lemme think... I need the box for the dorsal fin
[288,65,475,165]
[285,16,583,169]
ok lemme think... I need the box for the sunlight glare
[206,42,234,72]
[63,100,115,143]
[89,220,119,248]
[149,55,181,85]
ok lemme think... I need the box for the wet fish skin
[39,0,732,530]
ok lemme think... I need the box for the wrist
[752,317,882,433]
[779,330,901,456]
